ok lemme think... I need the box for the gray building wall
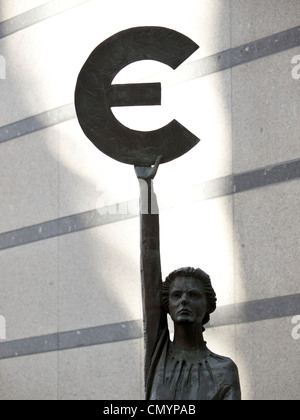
[0,0,299,400]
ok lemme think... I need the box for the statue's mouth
[178,309,192,315]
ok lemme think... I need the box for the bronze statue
[75,26,242,401]
[135,157,241,400]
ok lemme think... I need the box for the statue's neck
[173,322,206,351]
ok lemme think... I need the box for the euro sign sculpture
[75,26,241,400]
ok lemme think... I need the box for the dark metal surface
[75,26,200,166]
[107,83,161,107]
[135,165,241,400]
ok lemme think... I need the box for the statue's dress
[147,327,241,400]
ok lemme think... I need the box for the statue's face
[168,276,207,325]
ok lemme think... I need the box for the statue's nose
[181,294,189,305]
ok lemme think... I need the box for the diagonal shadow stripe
[0,104,76,144]
[0,295,299,360]
[0,320,143,360]
[0,158,300,251]
[166,25,300,84]
[0,0,91,39]
[0,27,299,144]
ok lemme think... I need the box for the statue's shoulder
[207,351,239,374]
[206,351,241,400]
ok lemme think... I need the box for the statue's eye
[172,292,181,299]
[189,291,201,299]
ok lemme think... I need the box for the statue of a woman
[135,157,241,400]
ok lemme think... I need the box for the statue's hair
[162,267,217,331]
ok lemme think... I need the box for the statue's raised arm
[135,156,168,396]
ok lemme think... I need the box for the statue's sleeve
[223,361,242,400]
[139,179,168,389]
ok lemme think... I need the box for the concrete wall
[0,0,299,400]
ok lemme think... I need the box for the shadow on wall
[0,3,144,401]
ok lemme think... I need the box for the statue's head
[162,267,217,331]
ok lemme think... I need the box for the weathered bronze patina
[75,26,200,166]
[135,159,241,400]
[75,26,241,400]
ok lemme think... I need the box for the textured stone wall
[0,0,299,400]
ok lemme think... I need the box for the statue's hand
[134,155,163,181]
